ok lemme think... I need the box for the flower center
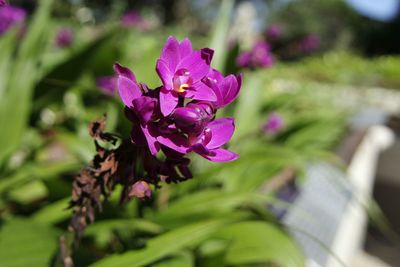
[177,83,189,93]
[173,69,192,93]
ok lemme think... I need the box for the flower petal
[157,133,189,154]
[179,38,193,57]
[217,74,240,108]
[156,59,174,90]
[131,96,156,125]
[117,76,142,107]
[201,148,239,162]
[114,63,136,82]
[159,88,178,116]
[206,118,235,149]
[201,48,214,65]
[184,82,217,102]
[177,51,210,82]
[160,36,180,70]
[142,124,160,155]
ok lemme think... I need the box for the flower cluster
[0,4,25,35]
[121,10,151,31]
[236,40,274,69]
[265,24,283,41]
[298,34,320,54]
[116,36,241,163]
[69,37,241,238]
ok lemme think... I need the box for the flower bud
[172,102,214,135]
[129,181,152,199]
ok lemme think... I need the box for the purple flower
[0,5,25,35]
[236,41,274,69]
[55,27,74,48]
[188,118,238,162]
[115,36,241,163]
[129,181,152,199]
[263,113,284,135]
[157,118,238,162]
[114,63,160,155]
[298,34,320,53]
[121,10,151,31]
[96,76,117,95]
[172,102,214,135]
[156,36,216,116]
[0,1,7,7]
[205,69,242,109]
[265,24,283,41]
[121,10,142,27]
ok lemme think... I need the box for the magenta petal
[184,82,217,102]
[159,88,178,116]
[208,69,224,83]
[160,36,180,70]
[179,38,193,57]
[118,76,142,107]
[142,124,160,155]
[201,48,214,65]
[131,124,159,155]
[157,133,189,154]
[156,59,174,90]
[191,143,211,155]
[114,63,136,82]
[178,51,210,82]
[132,96,156,125]
[201,148,239,162]
[206,118,235,149]
[218,74,240,108]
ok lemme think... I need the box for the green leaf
[85,219,164,247]
[153,251,193,267]
[0,159,79,194]
[0,218,59,267]
[8,180,48,204]
[232,72,265,141]
[208,0,234,71]
[32,197,71,225]
[150,190,254,226]
[0,0,54,165]
[218,221,305,267]
[89,218,232,267]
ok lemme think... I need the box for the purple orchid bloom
[266,24,283,41]
[156,36,216,116]
[115,36,240,164]
[263,113,284,135]
[298,34,320,53]
[121,10,142,27]
[188,118,238,162]
[55,27,74,48]
[157,118,238,162]
[115,63,160,155]
[96,75,117,95]
[205,69,242,109]
[236,40,274,69]
[0,5,25,35]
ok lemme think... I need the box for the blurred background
[1,0,400,266]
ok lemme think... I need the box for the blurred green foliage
[0,1,399,267]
